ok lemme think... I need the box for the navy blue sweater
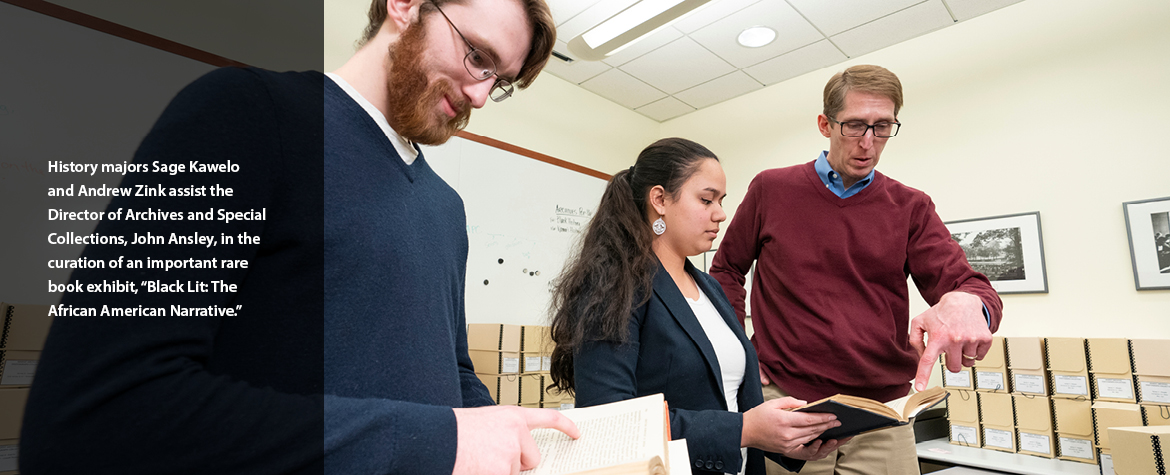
[22,67,491,475]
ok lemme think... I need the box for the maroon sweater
[711,161,1002,403]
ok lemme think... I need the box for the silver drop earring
[652,218,666,235]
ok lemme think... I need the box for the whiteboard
[423,136,608,326]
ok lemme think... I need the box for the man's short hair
[823,65,903,119]
[360,0,556,89]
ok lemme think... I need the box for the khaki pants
[762,384,920,475]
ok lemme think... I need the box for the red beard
[384,19,472,145]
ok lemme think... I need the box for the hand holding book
[743,397,847,460]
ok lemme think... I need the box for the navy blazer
[574,260,804,474]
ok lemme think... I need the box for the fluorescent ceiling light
[582,0,685,49]
[568,0,712,61]
[737,26,776,48]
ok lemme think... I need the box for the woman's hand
[741,397,850,460]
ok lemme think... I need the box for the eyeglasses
[828,117,901,138]
[430,1,515,102]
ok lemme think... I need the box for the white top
[686,286,748,475]
[325,72,418,165]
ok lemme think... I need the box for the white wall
[662,0,1170,338]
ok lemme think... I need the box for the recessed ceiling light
[737,26,776,48]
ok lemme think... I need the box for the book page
[667,439,692,475]
[522,394,665,475]
[889,386,947,420]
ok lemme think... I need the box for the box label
[1099,453,1114,475]
[950,425,977,445]
[1014,373,1045,394]
[1054,375,1088,396]
[0,444,16,472]
[976,371,1005,391]
[1019,432,1051,454]
[984,427,1013,450]
[542,356,551,371]
[502,357,520,374]
[1059,437,1094,460]
[1140,381,1170,403]
[560,403,574,410]
[944,370,971,388]
[0,359,36,386]
[524,356,542,372]
[1095,377,1133,400]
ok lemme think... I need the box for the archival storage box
[1014,394,1055,458]
[1053,397,1097,464]
[0,388,28,440]
[0,303,53,351]
[975,336,1010,393]
[1106,425,1170,475]
[946,389,981,447]
[1131,339,1170,406]
[978,391,1016,452]
[1088,338,1137,403]
[520,325,551,353]
[469,349,521,375]
[477,373,520,406]
[1046,337,1091,400]
[1007,337,1049,396]
[0,350,38,387]
[1092,402,1143,450]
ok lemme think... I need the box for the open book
[522,393,677,475]
[793,386,948,441]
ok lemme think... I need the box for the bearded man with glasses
[710,65,1003,475]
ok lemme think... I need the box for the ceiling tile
[831,0,954,57]
[547,0,602,26]
[672,0,761,34]
[943,0,1025,21]
[619,37,736,94]
[556,0,638,43]
[743,39,845,85]
[601,27,684,67]
[545,40,612,84]
[579,68,667,109]
[635,97,696,121]
[689,0,823,69]
[787,0,924,36]
[674,71,763,109]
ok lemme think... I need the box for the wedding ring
[962,354,977,360]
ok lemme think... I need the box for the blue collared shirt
[814,151,874,198]
[813,151,991,326]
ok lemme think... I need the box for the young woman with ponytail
[548,138,848,475]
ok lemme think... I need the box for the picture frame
[1122,196,1170,290]
[945,212,1048,294]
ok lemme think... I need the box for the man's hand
[909,291,992,391]
[759,362,770,386]
[452,406,580,475]
[742,397,845,459]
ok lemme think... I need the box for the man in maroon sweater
[710,65,1003,475]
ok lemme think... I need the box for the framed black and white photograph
[1122,196,1170,290]
[945,212,1048,294]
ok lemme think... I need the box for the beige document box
[946,389,981,447]
[1046,338,1092,400]
[1092,402,1143,450]
[1014,394,1056,458]
[0,350,39,387]
[1131,339,1170,406]
[521,352,549,374]
[467,324,522,352]
[978,392,1016,452]
[0,388,29,441]
[1088,338,1137,403]
[0,303,53,351]
[518,374,544,405]
[975,336,1010,393]
[1053,398,1098,464]
[520,325,551,353]
[1107,425,1170,475]
[0,438,16,475]
[1007,337,1049,396]
[477,374,520,406]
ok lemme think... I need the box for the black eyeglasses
[430,1,515,102]
[828,117,901,138]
